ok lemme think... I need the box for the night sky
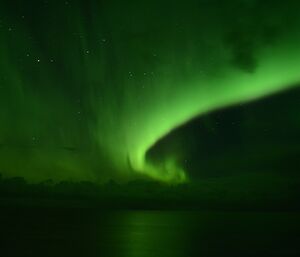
[0,0,299,183]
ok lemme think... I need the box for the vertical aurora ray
[0,0,300,182]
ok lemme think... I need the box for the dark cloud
[220,0,298,72]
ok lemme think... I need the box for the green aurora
[0,0,300,182]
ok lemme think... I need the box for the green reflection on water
[105,211,300,257]
[114,211,187,257]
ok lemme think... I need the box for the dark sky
[147,86,300,179]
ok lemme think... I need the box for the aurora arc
[103,43,300,182]
[0,1,300,182]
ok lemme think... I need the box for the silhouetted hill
[1,174,300,211]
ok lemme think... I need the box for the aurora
[0,0,300,182]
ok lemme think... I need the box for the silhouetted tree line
[0,173,300,211]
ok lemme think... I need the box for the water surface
[1,209,300,257]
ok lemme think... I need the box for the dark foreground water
[1,208,300,257]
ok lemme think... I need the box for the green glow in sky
[0,1,300,182]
